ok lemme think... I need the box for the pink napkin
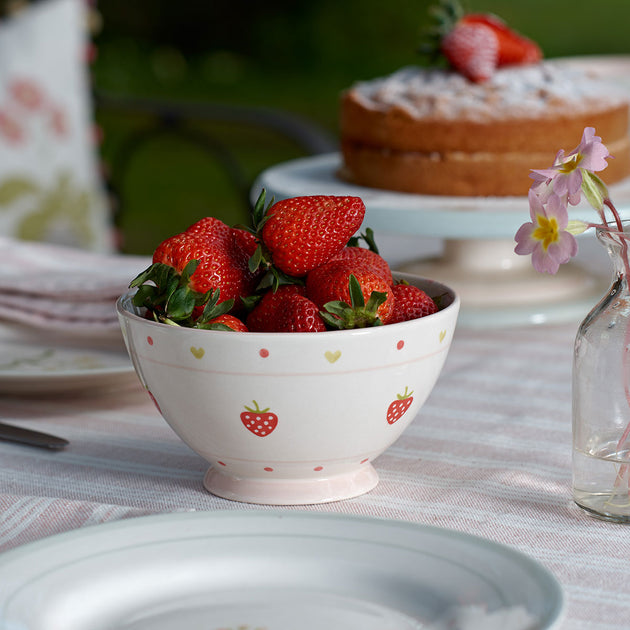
[0,237,151,332]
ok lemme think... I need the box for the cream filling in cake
[363,137,630,164]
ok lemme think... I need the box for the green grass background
[91,0,630,254]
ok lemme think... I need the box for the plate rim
[0,322,135,393]
[0,510,566,628]
[0,360,134,382]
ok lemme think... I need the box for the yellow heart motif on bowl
[190,346,205,359]
[325,350,341,363]
[439,330,447,342]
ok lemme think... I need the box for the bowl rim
[116,272,460,338]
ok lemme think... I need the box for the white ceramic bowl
[117,273,459,505]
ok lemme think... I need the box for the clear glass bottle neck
[597,226,630,279]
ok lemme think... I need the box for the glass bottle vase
[573,222,630,522]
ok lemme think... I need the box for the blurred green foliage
[92,0,630,253]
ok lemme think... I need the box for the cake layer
[341,94,629,154]
[340,136,630,197]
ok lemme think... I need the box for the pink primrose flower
[533,148,583,197]
[530,169,582,209]
[569,127,611,173]
[514,189,578,274]
[530,127,611,201]
[529,170,554,203]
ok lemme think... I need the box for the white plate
[0,511,565,630]
[0,323,136,395]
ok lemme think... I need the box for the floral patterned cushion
[0,0,112,252]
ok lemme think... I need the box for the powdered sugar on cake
[350,61,628,122]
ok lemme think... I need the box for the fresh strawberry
[389,283,438,324]
[131,218,260,326]
[461,13,541,66]
[306,261,394,328]
[333,227,393,284]
[331,247,393,285]
[203,314,249,332]
[185,234,258,303]
[386,387,414,424]
[151,232,185,268]
[184,216,233,239]
[153,227,258,303]
[131,258,213,324]
[247,287,325,333]
[420,0,542,82]
[188,287,240,328]
[273,294,327,333]
[253,194,365,278]
[246,285,306,332]
[441,21,498,83]
[241,400,278,437]
[232,227,258,258]
[153,218,231,268]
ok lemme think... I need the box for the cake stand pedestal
[252,153,630,328]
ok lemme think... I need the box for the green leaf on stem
[166,286,196,320]
[321,274,387,329]
[582,170,609,212]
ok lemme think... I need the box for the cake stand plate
[253,153,630,328]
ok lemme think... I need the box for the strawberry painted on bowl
[117,273,459,505]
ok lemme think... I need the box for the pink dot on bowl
[264,467,274,472]
[147,336,154,346]
[397,340,404,350]
[313,466,323,472]
[259,348,269,358]
[217,461,226,467]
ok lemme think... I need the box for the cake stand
[252,153,630,328]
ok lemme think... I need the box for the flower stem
[605,198,624,233]
[609,224,630,495]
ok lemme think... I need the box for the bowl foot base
[203,464,380,505]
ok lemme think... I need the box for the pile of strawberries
[421,0,542,83]
[130,192,438,333]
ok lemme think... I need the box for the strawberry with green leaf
[420,0,542,83]
[130,259,214,325]
[307,263,394,329]
[247,191,366,286]
[193,289,248,331]
[332,228,394,285]
[241,401,278,437]
[130,217,260,326]
[161,228,258,303]
[203,314,248,332]
[386,387,414,424]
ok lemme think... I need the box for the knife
[0,422,69,450]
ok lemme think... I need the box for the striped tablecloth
[0,320,627,629]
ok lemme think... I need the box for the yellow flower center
[532,215,559,251]
[558,153,583,174]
